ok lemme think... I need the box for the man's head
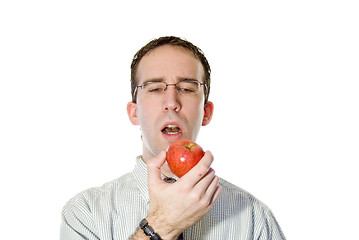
[127,36,214,161]
[130,36,211,104]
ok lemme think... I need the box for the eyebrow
[142,78,200,84]
[143,78,163,84]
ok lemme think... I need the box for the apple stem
[185,144,196,150]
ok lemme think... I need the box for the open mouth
[162,124,182,135]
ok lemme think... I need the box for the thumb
[147,151,166,186]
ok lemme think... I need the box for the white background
[1,1,358,239]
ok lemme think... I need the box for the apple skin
[166,139,205,178]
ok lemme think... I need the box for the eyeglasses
[134,79,206,98]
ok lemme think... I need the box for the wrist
[139,218,162,240]
[145,215,180,240]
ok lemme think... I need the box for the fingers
[178,151,221,208]
[180,151,214,188]
[193,168,216,193]
[205,175,222,206]
[208,184,222,208]
[193,169,221,208]
[147,151,166,186]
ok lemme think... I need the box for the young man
[61,36,286,240]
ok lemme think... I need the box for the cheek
[136,102,158,133]
[187,101,205,127]
[136,99,153,120]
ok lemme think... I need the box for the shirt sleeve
[60,193,99,240]
[259,209,286,240]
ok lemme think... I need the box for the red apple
[166,139,205,178]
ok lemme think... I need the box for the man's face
[127,45,213,161]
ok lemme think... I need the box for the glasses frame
[133,79,206,100]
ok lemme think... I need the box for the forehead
[136,45,204,84]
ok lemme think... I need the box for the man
[61,36,286,239]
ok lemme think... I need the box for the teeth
[162,125,182,135]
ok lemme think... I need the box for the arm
[60,195,99,240]
[131,151,222,240]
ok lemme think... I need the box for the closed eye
[148,87,163,92]
[178,87,195,93]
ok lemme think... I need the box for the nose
[162,86,181,112]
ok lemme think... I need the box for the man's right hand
[145,150,222,240]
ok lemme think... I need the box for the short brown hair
[130,36,211,103]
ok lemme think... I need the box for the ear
[127,101,139,125]
[202,101,214,126]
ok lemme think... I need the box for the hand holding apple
[166,139,205,178]
[146,150,222,239]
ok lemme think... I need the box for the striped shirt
[61,156,286,240]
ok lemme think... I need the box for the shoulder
[219,178,259,201]
[62,172,136,216]
[217,178,286,236]
[218,177,272,213]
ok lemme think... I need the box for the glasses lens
[143,82,166,93]
[177,80,200,93]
